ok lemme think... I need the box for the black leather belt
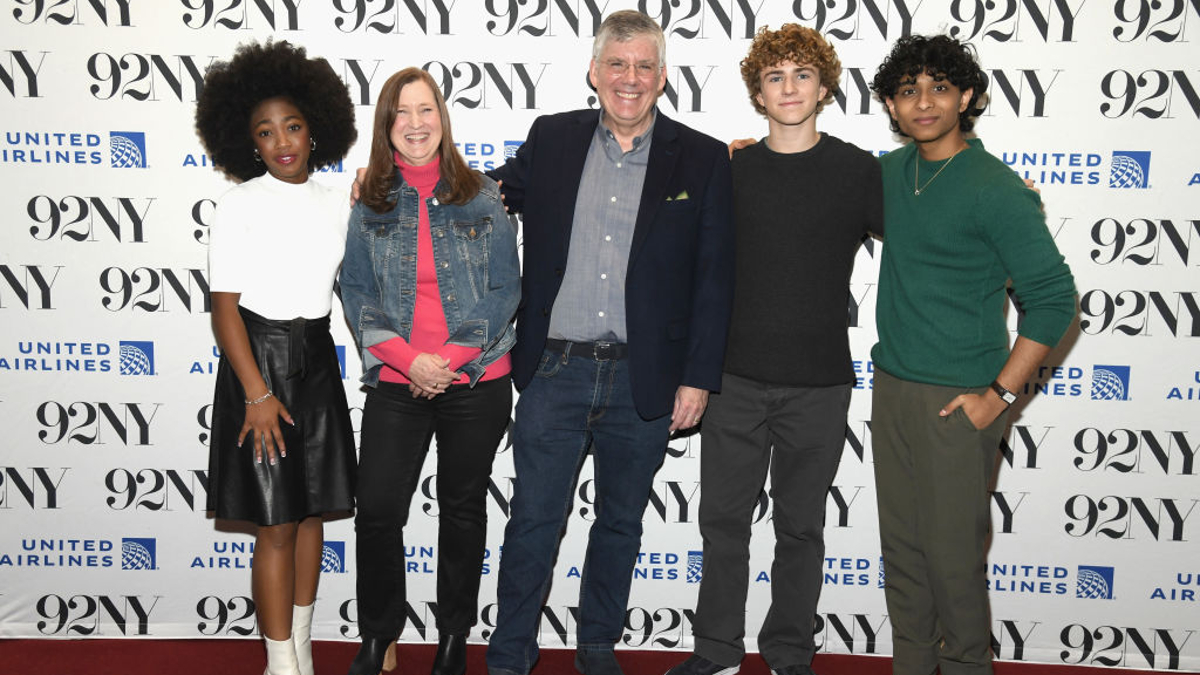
[545,338,628,360]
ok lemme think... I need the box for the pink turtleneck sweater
[368,155,511,385]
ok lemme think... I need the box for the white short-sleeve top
[208,173,350,320]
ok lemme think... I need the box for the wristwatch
[990,380,1017,406]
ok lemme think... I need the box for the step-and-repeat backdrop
[1,1,1197,670]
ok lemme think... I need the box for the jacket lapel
[629,110,680,268]
[558,110,600,260]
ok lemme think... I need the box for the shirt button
[600,273,607,280]
[432,198,439,205]
[437,231,444,237]
[446,294,455,301]
[604,235,612,242]
[442,262,449,268]
[598,311,605,318]
[610,196,616,202]
[616,162,622,168]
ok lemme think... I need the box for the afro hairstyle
[870,34,989,135]
[194,39,356,182]
[740,24,841,116]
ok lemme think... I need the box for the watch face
[1001,391,1017,404]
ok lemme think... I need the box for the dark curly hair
[195,40,356,182]
[870,34,989,135]
[740,24,840,115]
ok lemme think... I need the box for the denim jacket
[341,172,520,387]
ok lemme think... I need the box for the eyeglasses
[602,59,660,79]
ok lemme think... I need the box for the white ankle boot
[292,603,315,675]
[264,633,301,675]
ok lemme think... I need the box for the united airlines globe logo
[1091,365,1131,401]
[321,541,346,573]
[1108,151,1150,188]
[110,131,147,169]
[121,538,157,571]
[119,341,155,376]
[1076,566,1115,600]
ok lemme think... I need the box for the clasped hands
[407,353,458,399]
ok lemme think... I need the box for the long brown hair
[362,68,481,212]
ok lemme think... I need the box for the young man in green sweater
[868,36,1076,675]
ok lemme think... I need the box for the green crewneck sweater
[872,139,1076,387]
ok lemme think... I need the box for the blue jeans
[486,346,671,675]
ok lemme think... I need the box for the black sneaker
[663,654,740,675]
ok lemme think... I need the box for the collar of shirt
[596,108,656,162]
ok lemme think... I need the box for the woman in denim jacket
[340,68,519,675]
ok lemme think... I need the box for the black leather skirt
[207,306,356,526]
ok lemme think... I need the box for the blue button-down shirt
[548,111,655,342]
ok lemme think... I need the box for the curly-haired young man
[868,35,1076,675]
[666,24,883,675]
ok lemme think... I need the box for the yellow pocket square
[666,190,689,201]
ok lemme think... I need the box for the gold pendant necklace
[914,148,964,196]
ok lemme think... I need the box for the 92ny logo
[26,196,153,243]
[11,0,131,25]
[182,0,301,30]
[36,401,159,445]
[1064,495,1197,541]
[105,468,208,511]
[1090,219,1200,266]
[36,594,158,636]
[1112,0,1200,41]
[196,596,256,636]
[947,0,1084,41]
[99,267,210,313]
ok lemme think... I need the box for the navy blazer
[491,108,734,419]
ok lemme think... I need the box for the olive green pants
[871,369,1009,675]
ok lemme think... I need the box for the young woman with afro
[195,39,357,675]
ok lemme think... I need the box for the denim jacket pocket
[452,216,493,297]
[360,215,409,260]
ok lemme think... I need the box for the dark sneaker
[664,654,740,675]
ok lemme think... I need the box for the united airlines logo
[321,541,346,573]
[110,131,146,169]
[121,538,156,570]
[1077,565,1115,599]
[503,141,523,160]
[686,550,703,584]
[1091,365,1131,401]
[119,341,155,376]
[1109,151,1150,189]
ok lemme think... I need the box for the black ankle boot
[347,636,393,675]
[430,634,467,675]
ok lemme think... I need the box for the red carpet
[0,639,1167,675]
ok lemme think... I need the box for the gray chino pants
[871,368,1009,675]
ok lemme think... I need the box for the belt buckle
[593,341,614,360]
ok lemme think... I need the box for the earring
[253,148,263,163]
[310,138,316,151]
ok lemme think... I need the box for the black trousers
[693,372,852,670]
[354,377,512,639]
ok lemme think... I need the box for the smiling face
[588,34,666,141]
[755,60,827,134]
[249,96,311,184]
[885,72,973,159]
[389,79,443,167]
